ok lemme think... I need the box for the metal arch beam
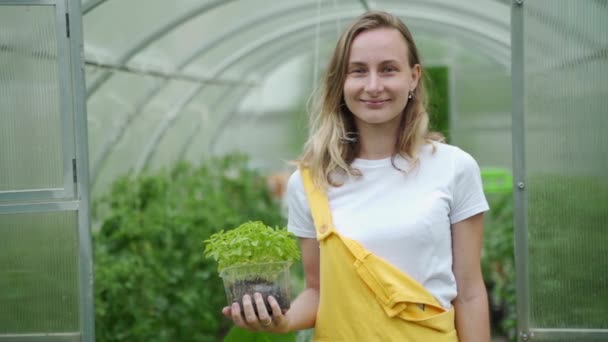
[202,40,331,157]
[206,46,323,155]
[358,0,372,11]
[90,0,509,181]
[135,10,363,173]
[139,7,512,171]
[84,59,256,86]
[87,1,330,99]
[178,2,319,68]
[89,82,159,185]
[205,12,512,152]
[90,3,331,183]
[134,23,338,173]
[134,83,205,173]
[176,85,249,163]
[82,0,108,15]
[175,42,316,162]
[90,3,319,182]
[85,0,508,96]
[86,0,238,97]
[202,2,510,75]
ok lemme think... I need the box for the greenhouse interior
[0,0,607,341]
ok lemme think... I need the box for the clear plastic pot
[219,261,292,314]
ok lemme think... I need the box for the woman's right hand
[221,292,291,334]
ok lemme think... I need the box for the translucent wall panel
[0,211,80,333]
[147,85,225,171]
[523,0,608,332]
[83,0,208,61]
[213,113,302,172]
[87,71,160,178]
[0,6,64,192]
[452,59,512,169]
[90,80,194,196]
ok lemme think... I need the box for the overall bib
[300,169,458,342]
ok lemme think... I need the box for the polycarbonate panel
[0,211,79,333]
[0,5,64,192]
[83,0,209,61]
[452,61,512,169]
[90,79,194,195]
[524,0,608,330]
[147,84,226,171]
[79,0,515,199]
[87,71,159,168]
[169,1,352,76]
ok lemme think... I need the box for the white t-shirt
[286,142,489,309]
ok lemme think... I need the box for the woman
[223,11,490,341]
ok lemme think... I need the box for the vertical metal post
[66,0,95,340]
[511,0,530,340]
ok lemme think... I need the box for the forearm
[283,287,320,332]
[453,288,490,342]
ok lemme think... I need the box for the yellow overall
[300,169,458,341]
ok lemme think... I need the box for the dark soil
[227,278,290,316]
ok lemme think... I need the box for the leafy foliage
[93,154,285,342]
[425,66,450,141]
[223,326,296,342]
[204,221,300,273]
[482,192,516,341]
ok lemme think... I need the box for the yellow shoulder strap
[300,168,334,238]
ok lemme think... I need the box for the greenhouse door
[511,1,608,341]
[0,1,93,341]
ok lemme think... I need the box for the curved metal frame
[140,7,511,171]
[86,0,238,97]
[204,8,511,153]
[90,2,323,183]
[205,42,332,154]
[358,0,372,11]
[82,0,108,15]
[133,19,343,173]
[90,2,511,180]
[85,0,508,97]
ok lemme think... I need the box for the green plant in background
[426,66,450,141]
[480,168,516,341]
[204,221,300,273]
[93,154,286,342]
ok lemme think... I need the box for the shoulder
[287,169,304,192]
[286,169,307,201]
[426,142,478,166]
[419,142,475,166]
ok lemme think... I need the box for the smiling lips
[361,99,390,108]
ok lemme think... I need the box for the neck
[356,121,401,160]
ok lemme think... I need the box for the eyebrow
[348,59,401,66]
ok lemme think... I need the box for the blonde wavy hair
[298,11,443,188]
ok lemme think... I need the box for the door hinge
[65,13,70,38]
[72,158,77,183]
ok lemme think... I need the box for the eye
[382,66,398,73]
[349,68,365,74]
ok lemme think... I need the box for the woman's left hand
[222,293,290,333]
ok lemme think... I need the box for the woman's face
[343,27,420,130]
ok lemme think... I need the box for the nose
[364,72,383,95]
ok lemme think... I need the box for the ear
[410,64,422,91]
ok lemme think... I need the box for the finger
[267,295,284,324]
[222,306,231,318]
[242,294,261,328]
[254,292,272,326]
[230,302,248,328]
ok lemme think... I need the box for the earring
[408,91,414,99]
[341,132,359,143]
